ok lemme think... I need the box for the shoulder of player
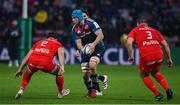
[130,26,138,32]
[32,39,44,48]
[145,26,161,35]
[51,39,60,44]
[86,18,95,23]
[86,18,101,29]
[36,39,45,44]
[86,18,99,25]
[50,39,63,47]
[54,39,63,46]
[149,27,159,32]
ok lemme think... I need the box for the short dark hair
[82,9,89,16]
[46,32,58,39]
[137,18,148,24]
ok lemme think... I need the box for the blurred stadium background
[0,0,180,104]
[0,0,180,64]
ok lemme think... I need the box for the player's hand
[128,56,134,63]
[14,70,23,78]
[75,50,80,57]
[167,59,173,67]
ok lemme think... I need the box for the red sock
[21,71,33,89]
[154,72,169,91]
[56,75,64,93]
[143,77,159,96]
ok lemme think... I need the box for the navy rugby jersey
[72,18,104,47]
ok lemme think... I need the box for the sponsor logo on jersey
[143,40,159,46]
[34,48,49,54]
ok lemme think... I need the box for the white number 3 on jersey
[146,31,152,39]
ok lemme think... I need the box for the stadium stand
[0,0,180,47]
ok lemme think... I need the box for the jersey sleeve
[31,42,39,50]
[156,31,165,42]
[128,28,136,39]
[71,27,80,41]
[57,42,64,48]
[87,18,101,32]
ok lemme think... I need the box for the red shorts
[138,53,163,73]
[27,60,57,73]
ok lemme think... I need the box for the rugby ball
[82,44,92,56]
[120,34,128,46]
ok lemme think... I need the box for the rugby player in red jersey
[14,32,70,99]
[127,19,173,101]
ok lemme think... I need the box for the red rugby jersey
[29,38,63,63]
[128,23,165,58]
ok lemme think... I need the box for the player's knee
[89,57,99,69]
[50,65,61,76]
[57,72,63,76]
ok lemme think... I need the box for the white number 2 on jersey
[146,31,152,39]
[41,41,48,46]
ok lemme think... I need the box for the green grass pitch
[0,63,180,104]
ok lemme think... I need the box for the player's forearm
[93,35,103,46]
[127,43,133,57]
[59,55,64,68]
[93,29,104,46]
[127,38,134,57]
[59,58,64,70]
[19,55,28,71]
[19,50,32,71]
[19,60,27,71]
[58,48,65,71]
[164,44,171,59]
[75,39,83,51]
[161,40,172,59]
[77,45,83,51]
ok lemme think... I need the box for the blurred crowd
[0,0,180,48]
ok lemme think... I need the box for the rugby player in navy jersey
[82,9,108,91]
[71,9,107,98]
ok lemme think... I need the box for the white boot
[96,90,103,96]
[15,89,24,99]
[57,89,70,99]
[102,75,108,90]
[8,60,13,67]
